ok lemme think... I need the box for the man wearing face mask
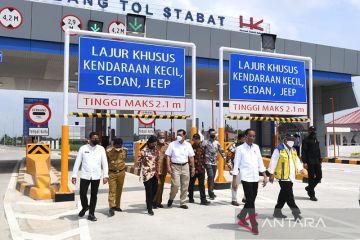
[268,134,305,220]
[106,138,127,217]
[72,132,109,221]
[166,129,195,209]
[202,128,226,200]
[153,132,169,208]
[137,136,160,216]
[302,126,322,201]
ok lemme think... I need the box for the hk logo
[239,16,264,31]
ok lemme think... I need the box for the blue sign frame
[229,54,307,103]
[78,37,185,97]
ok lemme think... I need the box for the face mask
[91,140,99,145]
[176,136,183,142]
[115,148,122,151]
[158,139,165,144]
[287,141,295,148]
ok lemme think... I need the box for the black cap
[309,126,316,131]
[285,134,295,139]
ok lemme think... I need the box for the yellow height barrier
[215,127,227,183]
[26,144,58,200]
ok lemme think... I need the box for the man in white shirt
[166,129,195,209]
[232,129,267,235]
[268,134,305,221]
[72,132,109,221]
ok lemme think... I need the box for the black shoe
[252,226,259,235]
[273,212,287,219]
[209,196,215,200]
[148,209,154,216]
[213,194,217,198]
[109,208,115,217]
[114,208,122,212]
[238,219,249,226]
[242,198,246,203]
[231,201,240,206]
[167,199,173,207]
[152,203,158,209]
[87,214,97,221]
[180,205,188,209]
[305,186,312,197]
[294,214,303,221]
[200,200,210,205]
[78,206,89,217]
[157,204,164,208]
[189,198,195,203]
[310,196,318,201]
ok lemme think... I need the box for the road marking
[4,160,23,240]
[78,200,91,240]
[15,209,78,220]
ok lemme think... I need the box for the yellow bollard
[134,140,147,166]
[215,127,227,183]
[26,143,56,200]
[55,125,75,202]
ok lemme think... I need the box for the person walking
[188,133,210,205]
[137,136,160,216]
[166,129,195,209]
[226,132,246,206]
[72,132,109,221]
[202,128,226,200]
[153,132,169,208]
[232,129,268,235]
[107,138,127,217]
[302,126,322,201]
[268,134,305,220]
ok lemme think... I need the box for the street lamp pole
[330,97,336,159]
[211,90,214,128]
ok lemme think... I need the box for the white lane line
[3,160,23,240]
[78,200,91,240]
[19,228,81,240]
[15,209,78,220]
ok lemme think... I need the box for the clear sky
[0,0,359,138]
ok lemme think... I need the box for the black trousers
[80,178,100,215]
[205,164,217,197]
[188,172,206,201]
[143,176,158,211]
[238,181,258,224]
[307,163,322,197]
[275,181,300,216]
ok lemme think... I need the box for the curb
[322,158,360,165]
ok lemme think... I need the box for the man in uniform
[153,132,169,208]
[107,138,127,217]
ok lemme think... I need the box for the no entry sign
[27,103,52,125]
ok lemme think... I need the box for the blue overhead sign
[78,37,185,97]
[123,141,134,156]
[229,54,307,103]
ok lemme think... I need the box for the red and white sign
[77,93,186,112]
[0,7,23,30]
[229,101,307,116]
[108,21,126,35]
[60,15,82,34]
[138,111,156,126]
[27,103,52,125]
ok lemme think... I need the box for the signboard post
[217,46,313,186]
[78,37,185,97]
[23,98,51,137]
[229,54,307,115]
[59,29,196,202]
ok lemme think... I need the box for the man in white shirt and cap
[268,134,305,221]
[232,128,268,235]
[72,132,109,221]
